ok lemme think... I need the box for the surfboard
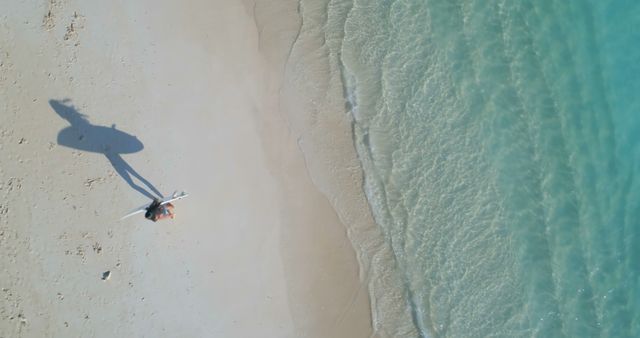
[120,191,188,220]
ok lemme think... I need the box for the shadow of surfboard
[50,99,163,200]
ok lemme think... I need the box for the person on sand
[144,198,175,222]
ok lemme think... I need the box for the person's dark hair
[145,198,161,220]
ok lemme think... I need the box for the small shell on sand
[101,271,111,281]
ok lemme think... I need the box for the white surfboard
[120,191,188,220]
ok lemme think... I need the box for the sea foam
[296,0,640,336]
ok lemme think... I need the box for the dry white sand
[0,1,378,337]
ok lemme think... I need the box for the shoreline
[252,0,378,335]
[276,1,420,336]
[1,1,376,337]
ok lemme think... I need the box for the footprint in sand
[63,12,85,42]
[42,0,62,30]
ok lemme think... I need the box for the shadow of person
[50,99,163,200]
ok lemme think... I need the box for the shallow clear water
[302,0,640,336]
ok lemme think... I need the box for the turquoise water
[301,0,640,336]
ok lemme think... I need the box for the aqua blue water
[300,0,640,336]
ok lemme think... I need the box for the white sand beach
[0,1,379,337]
